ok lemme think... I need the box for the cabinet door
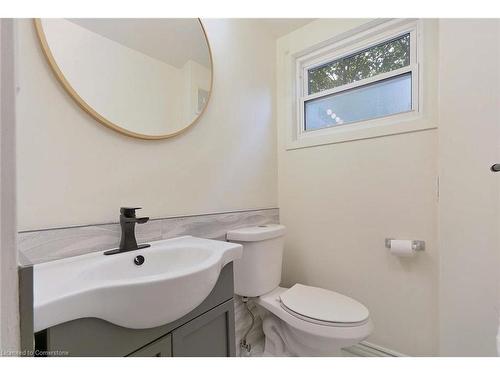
[128,334,172,357]
[172,300,235,357]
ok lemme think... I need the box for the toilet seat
[257,287,373,340]
[279,284,370,327]
[279,303,369,327]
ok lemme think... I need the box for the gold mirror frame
[34,18,214,140]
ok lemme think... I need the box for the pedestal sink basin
[34,236,242,332]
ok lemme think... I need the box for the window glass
[307,34,410,95]
[304,73,412,131]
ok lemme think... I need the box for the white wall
[277,19,439,356]
[438,19,500,356]
[16,19,278,231]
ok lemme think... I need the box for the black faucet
[104,207,151,255]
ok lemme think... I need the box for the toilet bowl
[227,224,373,356]
[256,286,372,356]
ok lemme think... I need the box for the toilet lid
[279,284,369,324]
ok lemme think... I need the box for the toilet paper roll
[389,240,416,257]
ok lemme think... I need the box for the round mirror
[34,18,213,140]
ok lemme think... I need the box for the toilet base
[261,312,291,356]
[261,310,343,356]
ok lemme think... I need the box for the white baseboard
[343,341,406,357]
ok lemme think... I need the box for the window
[307,34,410,95]
[295,20,420,140]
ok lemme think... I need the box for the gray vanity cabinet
[32,263,236,357]
[129,334,172,357]
[127,299,235,357]
[171,299,235,357]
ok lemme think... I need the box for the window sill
[285,112,437,150]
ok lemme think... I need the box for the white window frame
[290,19,429,149]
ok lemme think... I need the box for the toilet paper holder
[385,238,425,251]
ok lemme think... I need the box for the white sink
[34,236,242,332]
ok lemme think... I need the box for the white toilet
[227,224,373,356]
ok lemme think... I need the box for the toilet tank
[226,224,286,297]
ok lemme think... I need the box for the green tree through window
[308,34,410,95]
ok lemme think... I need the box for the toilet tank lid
[226,224,285,242]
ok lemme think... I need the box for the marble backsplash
[18,208,279,266]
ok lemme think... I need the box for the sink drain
[134,255,145,266]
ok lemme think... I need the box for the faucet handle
[122,216,149,224]
[120,207,142,217]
